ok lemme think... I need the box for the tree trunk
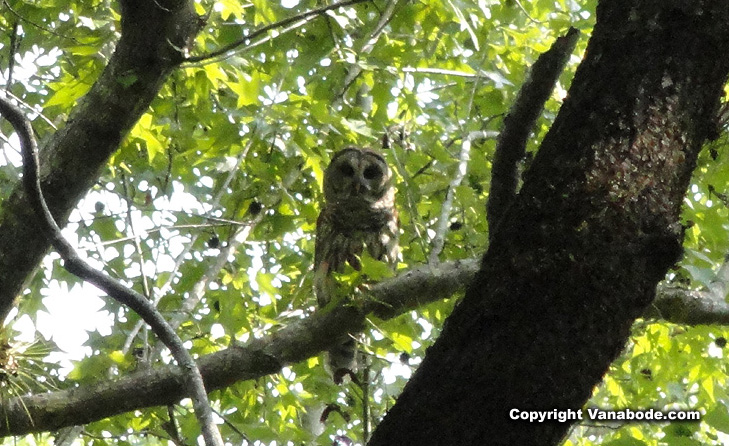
[368,2,729,445]
[0,0,199,320]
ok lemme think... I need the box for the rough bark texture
[487,27,579,236]
[0,0,200,320]
[368,2,729,446]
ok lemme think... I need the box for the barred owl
[314,146,399,377]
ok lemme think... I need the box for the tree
[1,1,729,445]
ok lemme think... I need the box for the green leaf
[704,406,729,433]
[226,72,261,107]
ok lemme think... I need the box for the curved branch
[0,97,222,446]
[334,0,402,104]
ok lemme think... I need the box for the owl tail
[327,337,358,384]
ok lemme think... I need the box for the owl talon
[332,368,361,386]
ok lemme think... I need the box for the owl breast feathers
[314,146,399,304]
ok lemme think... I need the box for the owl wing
[365,207,400,267]
[314,207,363,306]
[315,205,366,273]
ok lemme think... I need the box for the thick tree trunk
[368,2,729,445]
[0,0,199,320]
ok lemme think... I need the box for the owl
[314,146,399,376]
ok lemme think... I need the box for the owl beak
[354,177,370,193]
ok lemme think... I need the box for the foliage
[2,0,729,445]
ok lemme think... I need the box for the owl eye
[363,165,381,180]
[339,164,355,177]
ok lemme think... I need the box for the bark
[487,27,579,236]
[0,0,200,320]
[368,2,729,445]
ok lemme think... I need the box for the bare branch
[400,67,485,78]
[428,131,498,264]
[3,90,58,130]
[0,96,223,446]
[650,284,729,325]
[648,253,729,325]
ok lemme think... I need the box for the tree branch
[0,258,478,437]
[650,284,729,325]
[0,0,202,321]
[428,131,498,263]
[0,249,720,437]
[486,27,579,239]
[0,97,222,446]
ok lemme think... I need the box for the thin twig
[0,96,224,446]
[79,221,251,250]
[513,0,544,25]
[401,67,483,78]
[6,21,18,90]
[3,91,58,130]
[2,1,80,43]
[334,0,402,105]
[120,175,152,302]
[211,407,251,442]
[325,14,346,61]
[123,139,255,354]
[464,50,491,122]
[227,14,319,61]
[120,174,153,362]
[162,405,185,446]
[185,0,371,64]
[389,146,428,256]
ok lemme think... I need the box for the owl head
[323,146,392,204]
